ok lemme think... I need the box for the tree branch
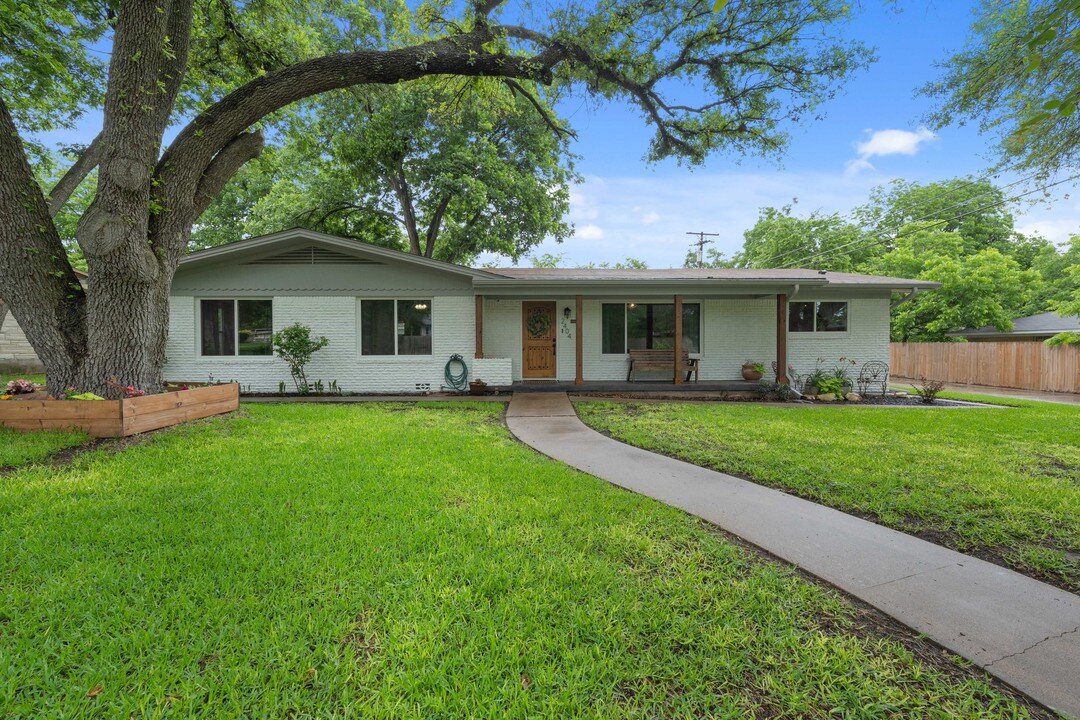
[48,133,103,218]
[0,95,87,381]
[192,129,265,219]
[424,194,454,257]
[501,79,575,138]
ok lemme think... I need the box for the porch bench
[626,349,698,382]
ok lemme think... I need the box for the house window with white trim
[789,301,848,332]
[360,299,432,355]
[200,299,273,356]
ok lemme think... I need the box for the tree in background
[725,206,873,271]
[711,178,1072,341]
[2,0,874,395]
[922,0,1079,182]
[865,224,1040,341]
[195,80,577,265]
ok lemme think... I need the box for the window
[200,299,273,356]
[360,299,432,356]
[601,302,700,354]
[789,301,848,333]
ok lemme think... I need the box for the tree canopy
[194,79,578,264]
[922,0,1080,181]
[706,178,1076,341]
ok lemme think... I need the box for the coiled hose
[444,353,469,392]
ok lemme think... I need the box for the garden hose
[444,354,469,392]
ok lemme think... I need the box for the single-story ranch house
[164,228,940,392]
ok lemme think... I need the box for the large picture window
[789,301,848,333]
[360,299,432,356]
[601,302,700,354]
[200,299,273,356]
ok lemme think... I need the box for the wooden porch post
[575,295,584,385]
[474,295,484,359]
[673,295,684,384]
[776,293,788,383]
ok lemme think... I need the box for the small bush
[6,379,36,395]
[756,379,795,402]
[912,377,946,404]
[272,324,329,392]
[816,377,845,400]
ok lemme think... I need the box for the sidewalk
[505,392,1080,717]
[893,378,1080,405]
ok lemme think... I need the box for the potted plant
[741,361,766,381]
[469,379,488,396]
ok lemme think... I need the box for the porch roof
[475,268,939,293]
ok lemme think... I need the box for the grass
[575,396,1080,591]
[0,373,88,468]
[0,403,1037,718]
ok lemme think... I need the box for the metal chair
[857,360,890,396]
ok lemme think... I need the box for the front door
[522,302,557,378]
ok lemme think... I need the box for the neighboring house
[947,312,1080,343]
[0,270,87,373]
[164,228,938,392]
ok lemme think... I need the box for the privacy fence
[890,342,1079,394]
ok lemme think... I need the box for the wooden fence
[890,342,1079,394]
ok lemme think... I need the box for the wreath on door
[526,308,552,338]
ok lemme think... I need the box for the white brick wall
[0,314,44,371]
[164,294,890,389]
[164,295,511,392]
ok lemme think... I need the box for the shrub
[912,377,946,404]
[755,379,795,402]
[5,379,36,395]
[272,324,329,392]
[816,377,845,400]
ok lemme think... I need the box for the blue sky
[525,0,1080,267]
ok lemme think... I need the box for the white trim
[196,298,275,359]
[356,298,434,357]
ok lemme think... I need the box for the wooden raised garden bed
[0,383,239,437]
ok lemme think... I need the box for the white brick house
[164,228,939,392]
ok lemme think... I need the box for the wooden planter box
[0,383,239,437]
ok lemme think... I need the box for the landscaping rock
[815,394,836,402]
[845,392,862,402]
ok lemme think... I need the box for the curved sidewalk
[506,392,1080,717]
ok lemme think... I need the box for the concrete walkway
[892,378,1080,405]
[506,392,1080,717]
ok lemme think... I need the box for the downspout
[891,287,921,310]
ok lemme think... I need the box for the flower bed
[0,383,239,437]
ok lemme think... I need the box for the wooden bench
[626,349,698,382]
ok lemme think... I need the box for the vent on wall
[246,245,380,266]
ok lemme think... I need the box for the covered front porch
[472,289,794,386]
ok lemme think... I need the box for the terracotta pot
[741,364,763,381]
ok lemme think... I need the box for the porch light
[563,306,571,319]
[627,303,637,309]
[414,302,429,310]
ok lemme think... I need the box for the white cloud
[575,223,605,240]
[844,127,937,175]
[640,210,660,225]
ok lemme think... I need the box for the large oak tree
[1,0,871,395]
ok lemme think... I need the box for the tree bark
[0,98,87,394]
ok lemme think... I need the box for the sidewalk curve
[505,392,1080,717]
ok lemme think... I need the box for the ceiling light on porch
[627,303,637,309]
[414,302,429,310]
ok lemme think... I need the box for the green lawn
[0,403,1036,717]
[0,374,88,468]
[576,397,1080,591]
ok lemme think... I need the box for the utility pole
[686,231,719,265]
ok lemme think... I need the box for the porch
[504,380,759,393]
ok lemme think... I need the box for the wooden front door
[522,302,557,378]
